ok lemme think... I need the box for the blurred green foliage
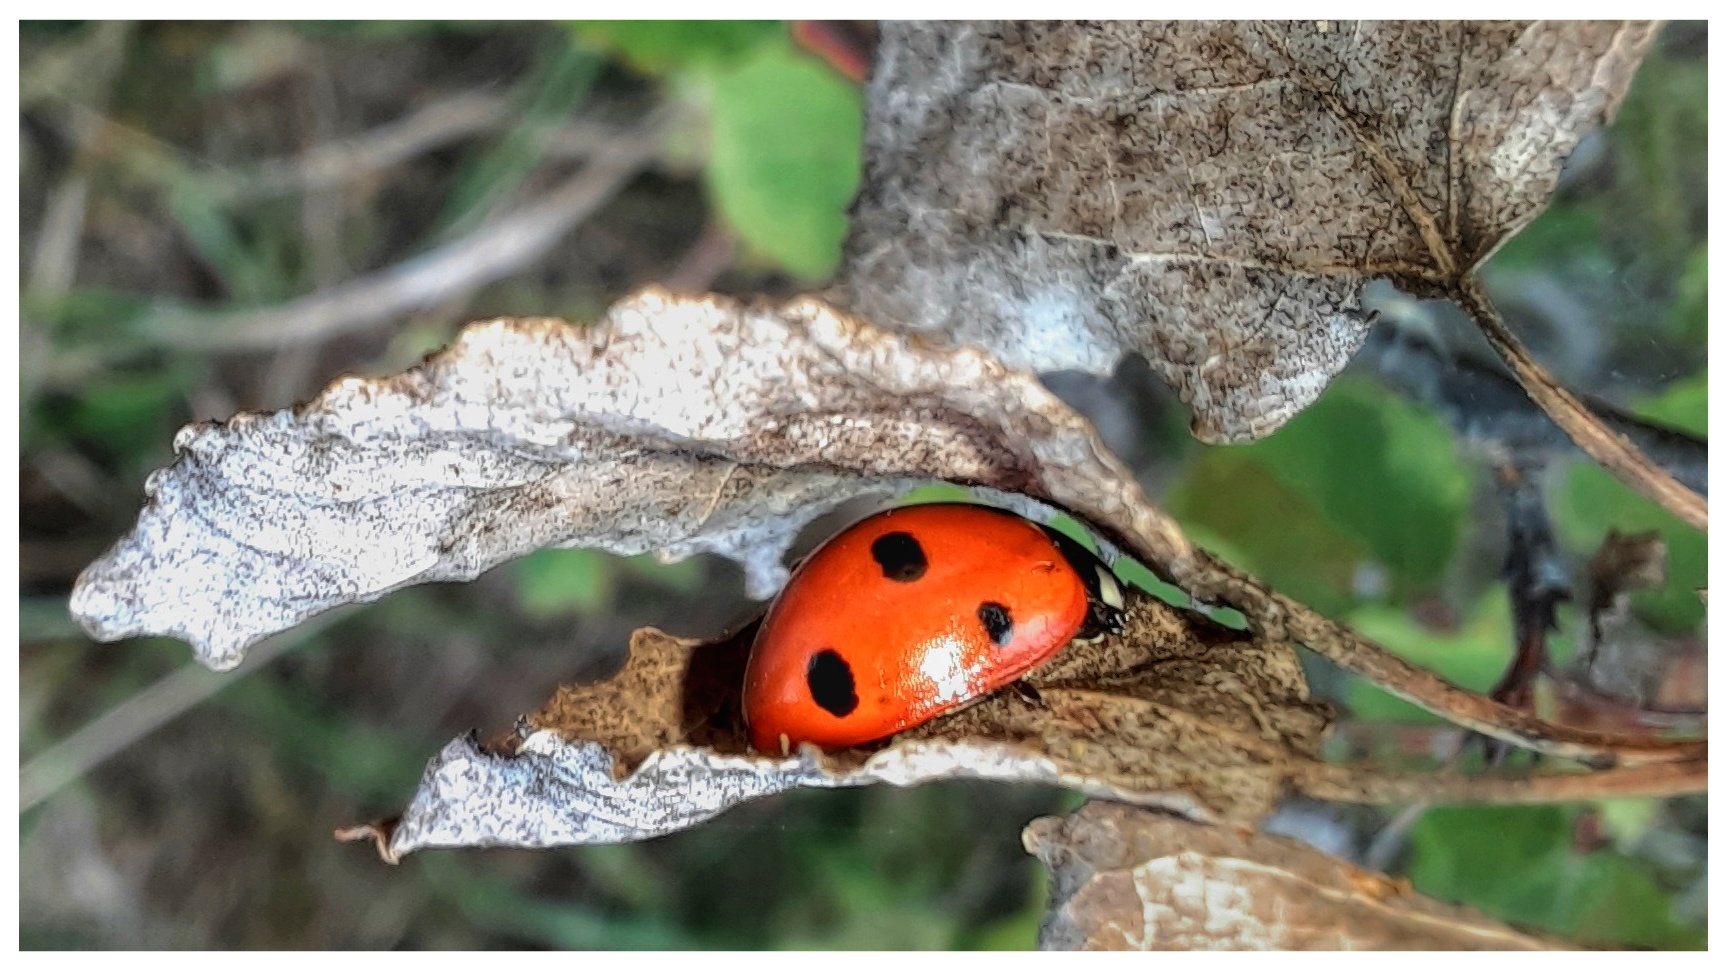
[1606,40,1709,276]
[707,42,862,279]
[1344,598,1520,724]
[1169,377,1469,616]
[571,21,784,75]
[32,361,203,473]
[1553,371,1708,632]
[571,21,862,279]
[1668,246,1708,345]
[515,548,621,617]
[1408,805,1705,949]
[514,549,706,618]
[435,42,603,241]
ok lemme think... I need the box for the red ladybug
[743,503,1126,754]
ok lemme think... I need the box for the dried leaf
[1587,529,1670,610]
[1025,801,1569,950]
[1554,530,1705,727]
[75,284,1697,860]
[841,21,1656,442]
[71,288,1187,669]
[373,591,1331,858]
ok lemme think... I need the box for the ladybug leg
[1037,523,1128,643]
[1008,679,1045,706]
[1075,599,1127,643]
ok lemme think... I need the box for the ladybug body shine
[743,503,1124,754]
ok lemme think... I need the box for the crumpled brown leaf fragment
[70,287,1186,669]
[1025,801,1569,950]
[841,21,1656,442]
[364,590,1331,858]
[1555,530,1705,728]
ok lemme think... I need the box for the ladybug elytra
[742,503,1125,754]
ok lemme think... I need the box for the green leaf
[513,548,617,617]
[1242,377,1471,592]
[567,21,861,278]
[569,20,783,76]
[1666,245,1707,346]
[68,368,195,449]
[1489,201,1611,274]
[1635,369,1708,437]
[1168,378,1468,614]
[1167,451,1369,617]
[707,41,862,280]
[1344,597,1515,723]
[1408,805,1704,948]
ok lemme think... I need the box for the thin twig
[261,55,347,409]
[661,221,739,294]
[1489,461,1569,714]
[1298,756,1706,806]
[223,92,512,201]
[19,612,342,813]
[1287,600,1703,766]
[37,90,636,206]
[142,107,678,352]
[22,22,130,407]
[1362,800,1429,873]
[1456,277,1707,532]
[1550,671,1708,730]
[27,175,91,299]
[1362,324,1707,496]
[222,101,639,203]
[1177,549,1705,766]
[1322,720,1472,762]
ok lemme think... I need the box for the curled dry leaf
[70,288,1186,670]
[1554,530,1705,727]
[1025,801,1568,950]
[75,284,1701,857]
[361,580,1702,859]
[361,589,1331,859]
[841,21,1656,443]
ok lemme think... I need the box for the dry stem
[1456,277,1707,532]
[1176,549,1705,767]
[1300,756,1706,806]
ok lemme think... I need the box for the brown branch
[139,107,677,352]
[1456,277,1707,532]
[1299,756,1707,806]
[1176,549,1705,766]
[223,92,512,201]
[1289,603,1702,766]
[660,221,739,294]
[19,611,340,812]
[1550,669,1708,731]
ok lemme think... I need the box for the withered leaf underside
[1025,800,1568,950]
[376,589,1331,857]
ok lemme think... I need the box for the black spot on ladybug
[977,602,1014,646]
[806,649,859,718]
[871,531,927,582]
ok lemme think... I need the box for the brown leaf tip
[333,819,401,865]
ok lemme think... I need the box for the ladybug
[742,502,1126,754]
